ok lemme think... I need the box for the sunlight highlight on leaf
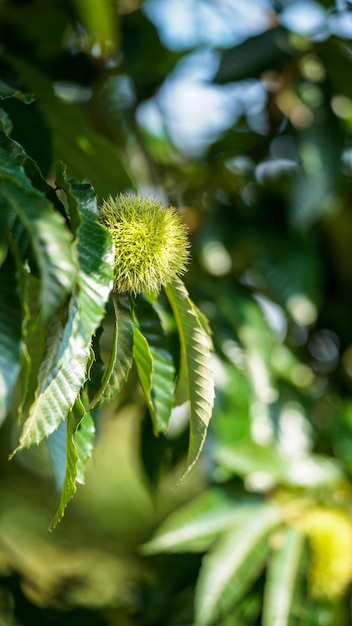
[194,504,283,626]
[50,399,95,530]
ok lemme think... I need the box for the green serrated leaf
[12,177,113,452]
[50,398,95,530]
[96,294,134,406]
[262,527,305,626]
[194,504,283,626]
[0,144,76,323]
[141,489,252,554]
[133,297,175,433]
[0,130,66,219]
[0,250,23,425]
[11,294,91,451]
[18,275,47,423]
[164,277,214,477]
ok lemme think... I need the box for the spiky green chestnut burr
[99,193,190,295]
[301,507,352,600]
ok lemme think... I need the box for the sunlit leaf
[11,295,90,451]
[72,0,119,56]
[133,296,175,433]
[194,504,283,626]
[164,277,214,477]
[12,176,114,452]
[213,442,343,489]
[141,489,251,554]
[50,398,95,530]
[262,527,305,626]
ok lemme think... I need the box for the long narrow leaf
[95,294,134,406]
[262,527,305,626]
[11,295,90,450]
[50,398,95,530]
[133,297,175,433]
[195,504,283,626]
[164,277,214,476]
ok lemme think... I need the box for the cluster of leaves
[0,85,214,528]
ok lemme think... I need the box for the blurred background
[2,0,352,624]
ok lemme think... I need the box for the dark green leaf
[0,79,33,104]
[133,297,175,433]
[214,26,291,84]
[89,295,134,407]
[0,250,23,425]
[0,143,76,323]
[11,59,133,198]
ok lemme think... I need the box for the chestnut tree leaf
[50,398,95,530]
[164,277,214,478]
[12,176,114,452]
[133,296,175,434]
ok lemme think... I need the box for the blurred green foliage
[2,0,352,624]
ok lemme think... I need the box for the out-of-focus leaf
[50,399,95,530]
[121,10,184,101]
[0,196,9,267]
[0,130,65,217]
[213,440,286,484]
[0,143,76,323]
[141,489,251,554]
[262,527,305,626]
[164,277,214,477]
[73,0,119,57]
[213,441,343,489]
[133,297,175,433]
[10,58,133,198]
[1,97,53,177]
[214,26,291,84]
[0,250,23,426]
[194,504,283,626]
[0,78,33,104]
